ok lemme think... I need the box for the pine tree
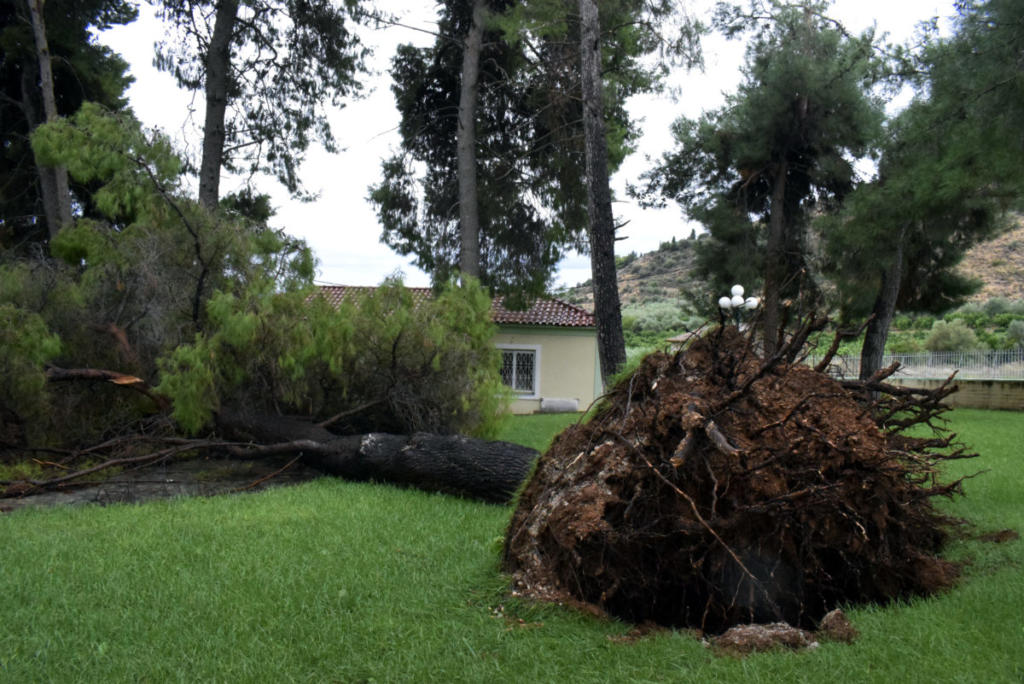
[0,0,134,247]
[153,0,368,208]
[641,1,884,353]
[369,0,589,303]
[823,0,1024,378]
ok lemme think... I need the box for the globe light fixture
[717,285,759,326]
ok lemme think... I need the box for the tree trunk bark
[762,158,789,357]
[217,411,538,504]
[198,0,239,211]
[859,224,907,380]
[27,0,72,239]
[579,0,625,385]
[457,0,486,280]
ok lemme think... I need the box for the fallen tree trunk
[3,406,538,504]
[217,411,538,504]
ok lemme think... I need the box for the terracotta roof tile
[490,295,595,327]
[315,285,595,328]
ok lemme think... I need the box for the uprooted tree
[0,105,534,504]
[503,322,974,634]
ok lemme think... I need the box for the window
[500,349,537,395]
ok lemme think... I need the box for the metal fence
[806,349,1024,381]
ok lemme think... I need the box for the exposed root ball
[503,326,967,634]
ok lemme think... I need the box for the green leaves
[821,0,1024,322]
[153,0,368,196]
[7,106,323,444]
[156,342,220,435]
[0,304,61,429]
[156,278,508,438]
[644,2,886,299]
[31,103,183,224]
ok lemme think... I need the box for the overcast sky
[97,0,953,289]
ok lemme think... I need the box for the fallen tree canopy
[503,325,975,634]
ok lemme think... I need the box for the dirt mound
[503,326,970,634]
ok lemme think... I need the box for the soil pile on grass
[503,325,969,634]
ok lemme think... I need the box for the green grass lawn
[1,409,1021,682]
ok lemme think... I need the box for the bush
[1008,320,1024,348]
[888,335,924,354]
[924,320,982,352]
[945,310,988,330]
[978,331,1011,350]
[992,313,1024,328]
[983,297,1012,316]
[912,315,935,331]
[956,301,984,315]
[622,301,692,336]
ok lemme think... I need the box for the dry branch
[45,366,171,411]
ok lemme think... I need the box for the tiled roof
[490,295,595,327]
[315,285,595,328]
[315,285,432,310]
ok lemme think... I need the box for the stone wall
[887,378,1024,411]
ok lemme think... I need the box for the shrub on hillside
[924,320,983,352]
[888,335,924,354]
[956,301,984,315]
[1008,320,1024,348]
[622,301,693,335]
[944,310,988,330]
[912,315,935,330]
[983,297,1012,316]
[992,312,1024,328]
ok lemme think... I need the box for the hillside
[562,221,1024,313]
[560,237,704,312]
[957,220,1024,302]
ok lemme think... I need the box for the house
[317,285,601,415]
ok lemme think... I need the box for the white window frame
[496,344,541,399]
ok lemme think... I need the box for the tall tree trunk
[27,0,72,239]
[859,224,907,380]
[579,0,625,385]
[198,0,239,211]
[457,0,486,280]
[762,158,788,356]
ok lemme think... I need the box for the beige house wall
[495,326,602,414]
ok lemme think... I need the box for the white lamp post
[718,284,759,326]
